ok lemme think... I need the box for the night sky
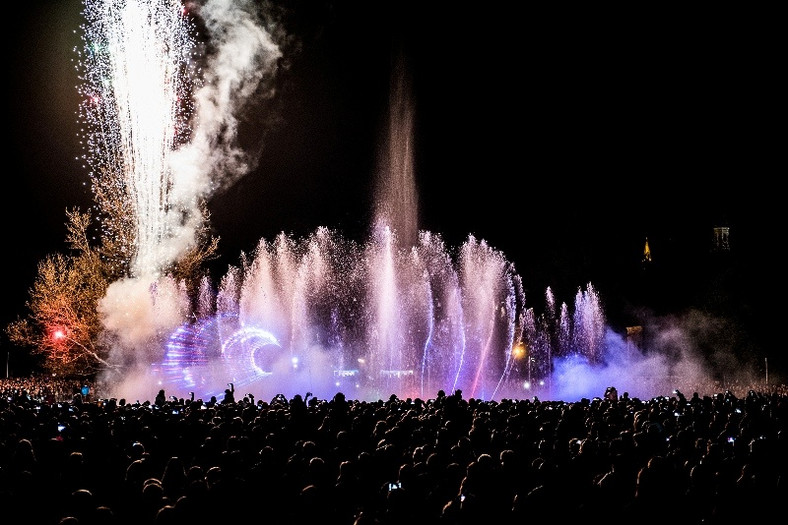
[5,1,782,375]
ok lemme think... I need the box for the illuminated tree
[6,208,114,375]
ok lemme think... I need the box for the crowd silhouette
[1,374,786,524]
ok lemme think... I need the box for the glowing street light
[512,342,531,383]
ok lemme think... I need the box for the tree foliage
[6,208,114,375]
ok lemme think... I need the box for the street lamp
[512,342,531,384]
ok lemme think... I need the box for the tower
[712,226,730,252]
[642,237,652,266]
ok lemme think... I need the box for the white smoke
[549,328,679,401]
[99,275,188,361]
[169,0,282,204]
[543,308,759,402]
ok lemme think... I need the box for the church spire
[642,237,652,266]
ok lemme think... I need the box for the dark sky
[4,1,782,371]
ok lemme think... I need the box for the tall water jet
[373,48,419,248]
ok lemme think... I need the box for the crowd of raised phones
[1,374,786,524]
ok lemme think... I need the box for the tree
[6,208,115,375]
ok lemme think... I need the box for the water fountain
[80,1,608,403]
[148,75,607,400]
[156,225,544,402]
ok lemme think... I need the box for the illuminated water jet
[149,227,607,402]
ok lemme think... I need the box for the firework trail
[78,0,198,277]
[78,0,281,279]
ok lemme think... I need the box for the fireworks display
[77,0,201,277]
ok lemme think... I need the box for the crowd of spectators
[1,374,786,524]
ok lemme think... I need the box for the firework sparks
[77,0,199,278]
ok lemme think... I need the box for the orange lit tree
[6,208,114,376]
